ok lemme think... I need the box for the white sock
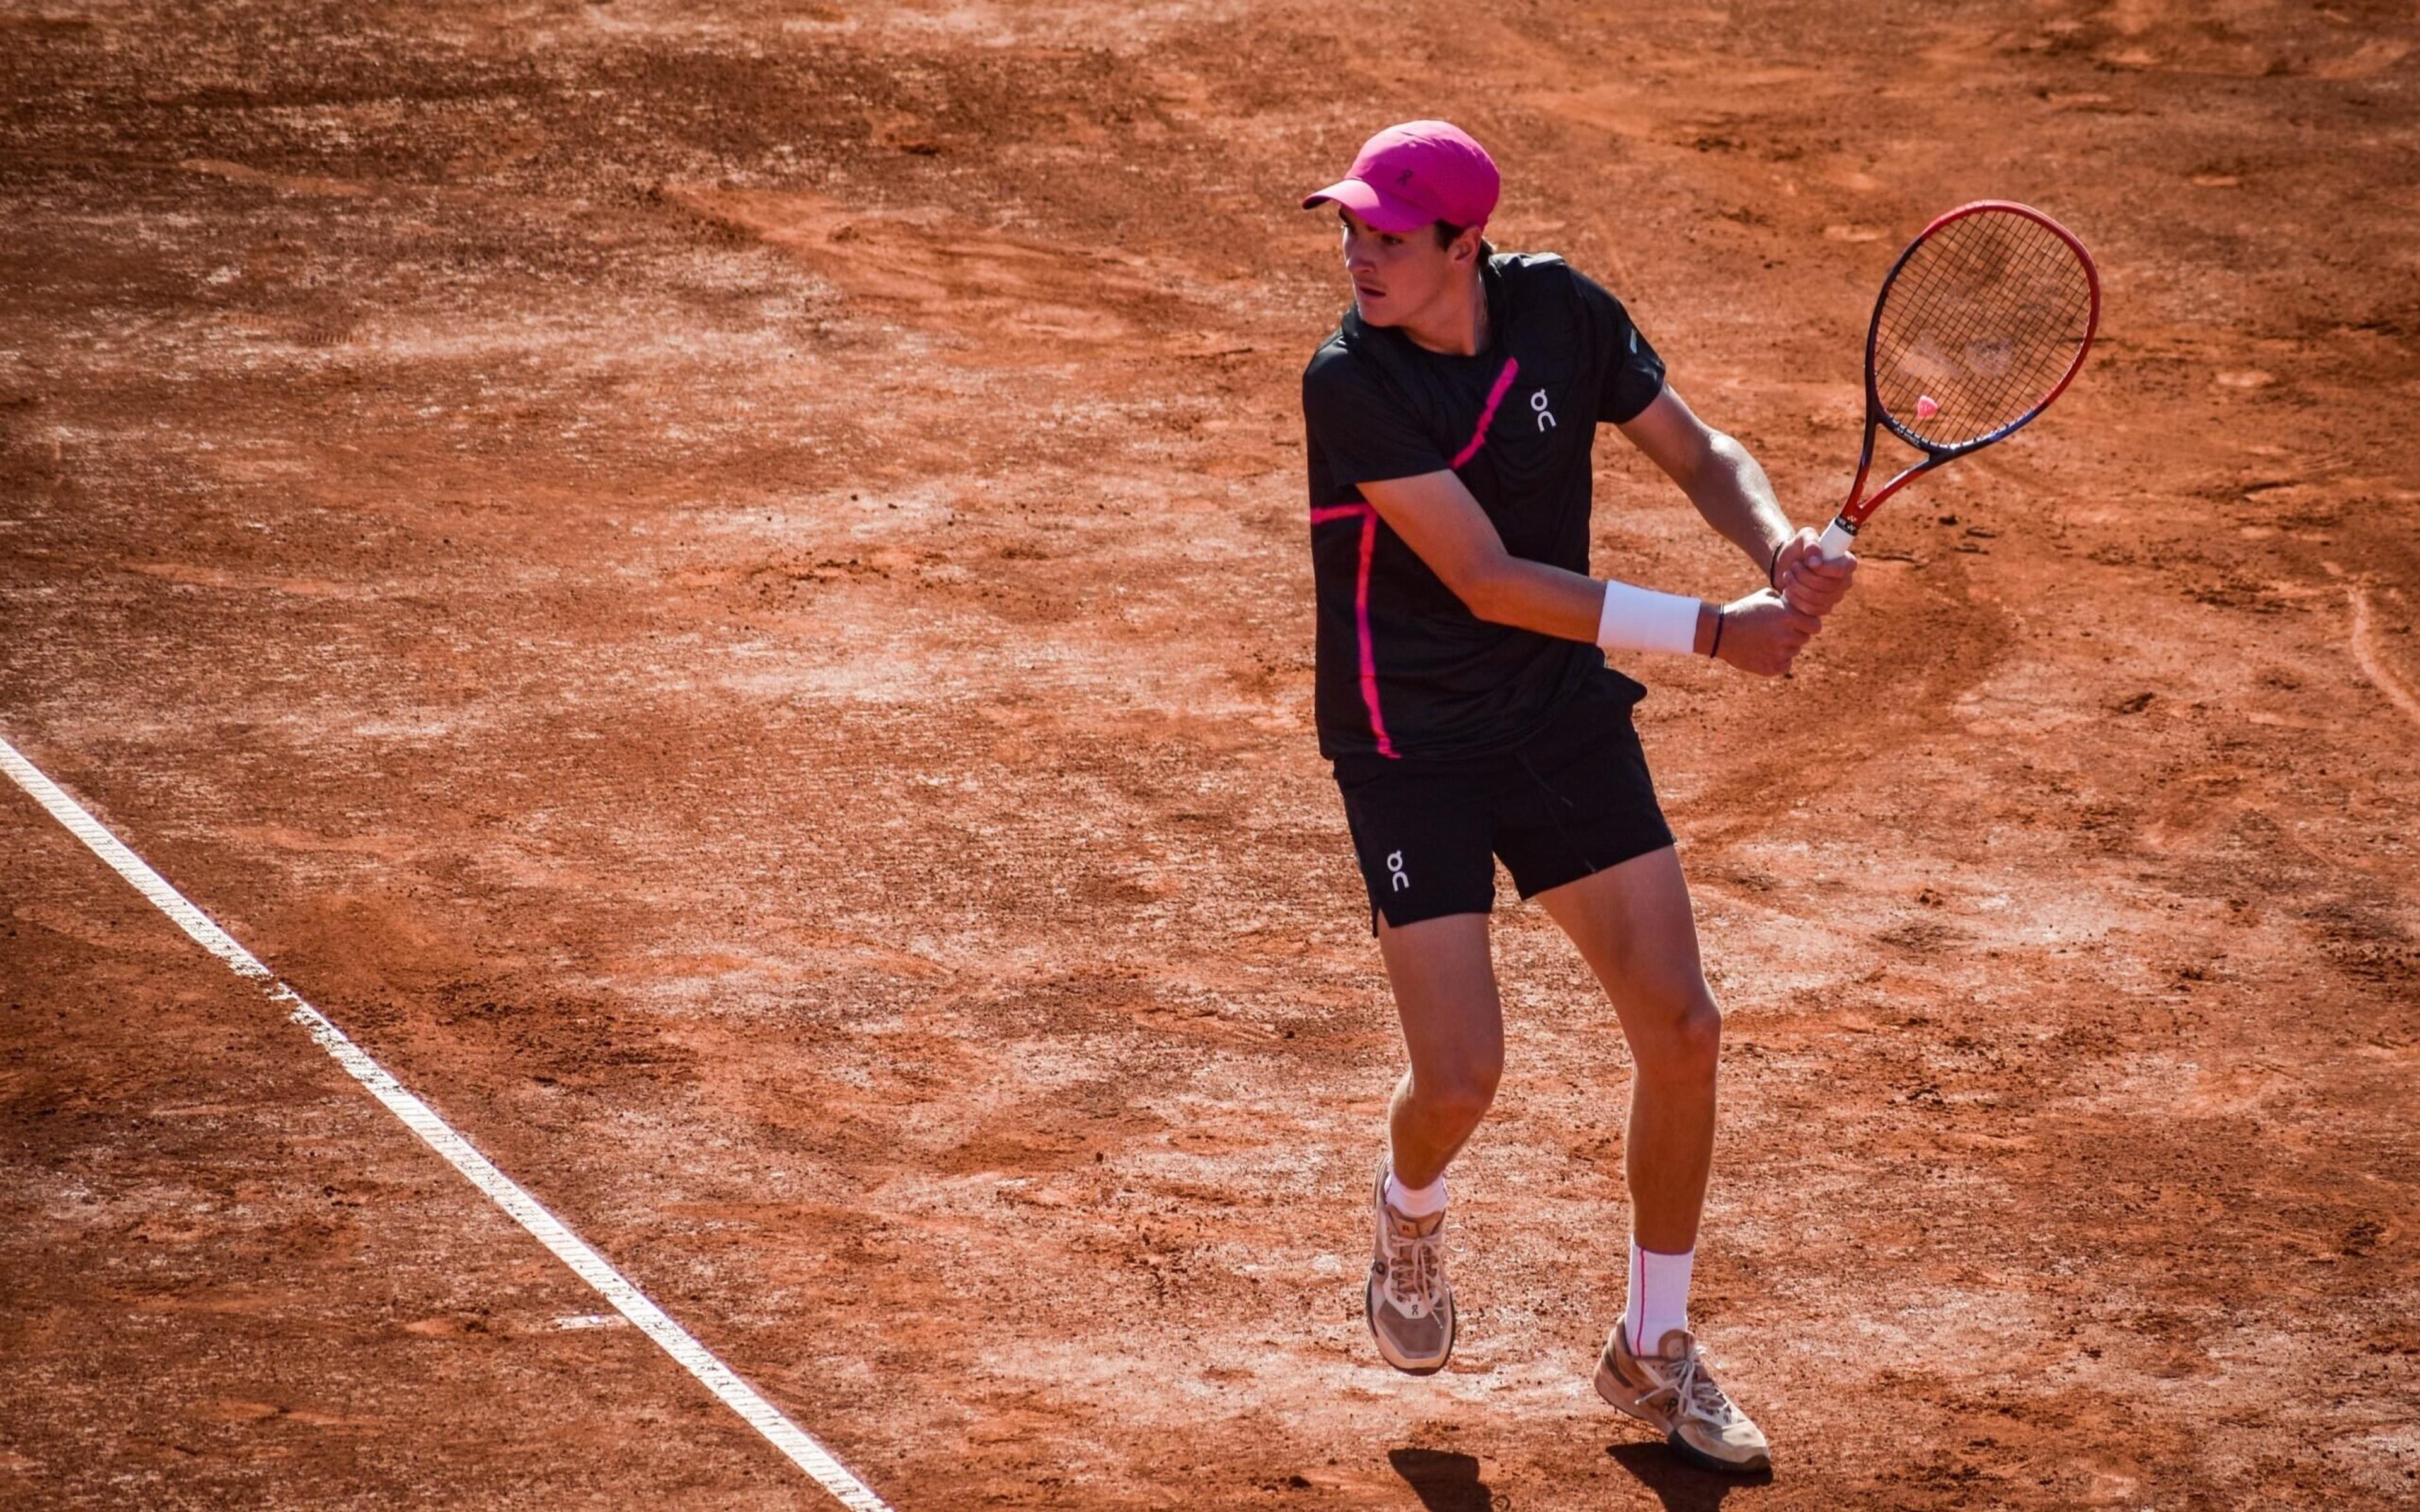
[1385,1169,1447,1218]
[1625,1240,1694,1354]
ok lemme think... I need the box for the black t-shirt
[1300,252,1667,762]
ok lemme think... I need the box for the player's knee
[1676,995,1724,1072]
[1420,1062,1502,1126]
[1633,984,1722,1081]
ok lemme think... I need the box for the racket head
[1862,201,2100,464]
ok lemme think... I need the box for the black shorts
[1332,673,1674,931]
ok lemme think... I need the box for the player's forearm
[1460,556,1720,655]
[1684,431,1794,576]
[1355,466,1719,653]
[1458,554,1610,642]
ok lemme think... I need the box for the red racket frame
[1816,200,2101,559]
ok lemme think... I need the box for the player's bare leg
[1535,847,1717,1251]
[1359,910,1501,1373]
[1536,846,1772,1473]
[1375,912,1504,1189]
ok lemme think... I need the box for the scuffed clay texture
[1,3,2416,1509]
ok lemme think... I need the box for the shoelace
[1380,1219,1444,1317]
[1643,1346,1741,1429]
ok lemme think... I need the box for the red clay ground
[4,2,2417,1508]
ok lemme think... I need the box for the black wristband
[1708,607,1727,659]
[1767,537,1786,588]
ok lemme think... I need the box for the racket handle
[1812,517,1858,565]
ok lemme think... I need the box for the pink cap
[1302,120,1501,234]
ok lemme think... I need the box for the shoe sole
[1594,1349,1772,1475]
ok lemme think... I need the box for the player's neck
[1396,267,1488,357]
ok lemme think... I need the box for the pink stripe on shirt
[1449,357,1521,469]
[1306,501,1395,759]
[1352,510,1396,757]
[1311,354,1518,760]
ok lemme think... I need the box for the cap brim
[1300,178,1432,233]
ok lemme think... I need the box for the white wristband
[1595,579,1703,657]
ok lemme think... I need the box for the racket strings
[1885,222,2080,424]
[1879,220,2087,443]
[1874,210,2094,449]
[1884,231,2081,441]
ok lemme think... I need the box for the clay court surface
[4,1,2419,1506]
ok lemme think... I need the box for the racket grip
[1812,517,1858,565]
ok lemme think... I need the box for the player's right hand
[1715,590,1819,677]
[1772,526,1859,617]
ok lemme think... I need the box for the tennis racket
[1813,201,2100,562]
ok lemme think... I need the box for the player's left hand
[1771,527,1857,617]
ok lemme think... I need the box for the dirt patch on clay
[3,2,2417,1508]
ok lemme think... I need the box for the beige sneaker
[1595,1320,1772,1474]
[1364,1162,1455,1375]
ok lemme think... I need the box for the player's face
[1337,208,1458,328]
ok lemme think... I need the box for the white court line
[0,733,894,1512]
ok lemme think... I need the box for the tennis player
[1299,121,1855,1474]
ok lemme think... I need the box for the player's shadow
[1605,1441,1772,1509]
[1388,1448,1502,1512]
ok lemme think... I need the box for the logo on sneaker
[1385,850,1410,892]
